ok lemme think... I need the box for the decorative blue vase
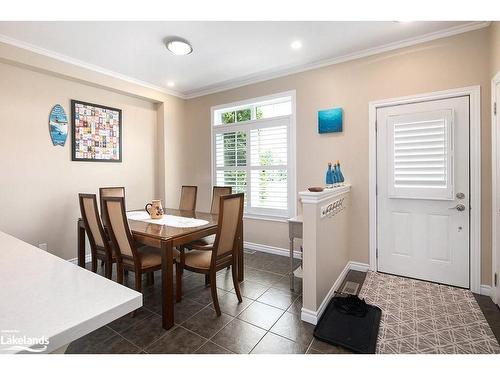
[337,160,345,183]
[326,162,334,187]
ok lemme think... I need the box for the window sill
[243,213,290,223]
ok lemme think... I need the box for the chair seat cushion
[123,246,180,269]
[186,235,215,250]
[184,250,212,270]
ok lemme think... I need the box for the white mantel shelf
[299,184,351,204]
[0,231,142,354]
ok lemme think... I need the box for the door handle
[449,204,466,212]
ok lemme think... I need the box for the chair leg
[92,256,97,273]
[101,260,105,268]
[135,271,142,293]
[105,261,112,279]
[210,271,221,316]
[176,262,183,302]
[205,274,210,286]
[146,272,154,286]
[231,262,243,303]
[117,263,124,284]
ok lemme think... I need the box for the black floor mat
[313,295,382,354]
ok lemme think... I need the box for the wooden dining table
[77,208,244,330]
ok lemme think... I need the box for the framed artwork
[48,104,68,146]
[318,107,343,134]
[71,100,122,162]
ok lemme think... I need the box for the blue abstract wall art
[318,107,343,134]
[49,104,68,146]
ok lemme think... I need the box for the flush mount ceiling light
[167,81,175,87]
[165,37,193,56]
[291,40,302,50]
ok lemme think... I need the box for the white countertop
[0,231,142,354]
[299,183,351,204]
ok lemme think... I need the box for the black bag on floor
[313,295,381,354]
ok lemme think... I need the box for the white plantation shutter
[388,109,454,200]
[212,94,294,218]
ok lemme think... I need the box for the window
[212,92,295,219]
[388,109,454,200]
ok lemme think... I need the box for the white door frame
[491,72,500,303]
[368,86,481,293]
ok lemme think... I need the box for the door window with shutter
[212,93,295,219]
[387,109,454,200]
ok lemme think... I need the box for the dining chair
[101,196,180,293]
[186,186,232,251]
[78,193,116,279]
[99,186,125,226]
[176,193,244,316]
[179,185,197,211]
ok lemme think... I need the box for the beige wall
[0,62,158,260]
[491,22,500,76]
[185,27,494,285]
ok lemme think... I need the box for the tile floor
[66,251,500,354]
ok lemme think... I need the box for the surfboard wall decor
[49,104,68,146]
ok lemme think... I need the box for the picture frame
[71,100,122,162]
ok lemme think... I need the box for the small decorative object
[308,187,324,192]
[145,200,164,219]
[326,162,334,187]
[71,100,122,162]
[337,160,345,183]
[48,104,68,146]
[318,107,343,134]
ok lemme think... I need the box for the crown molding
[183,21,491,99]
[0,21,491,100]
[0,33,186,99]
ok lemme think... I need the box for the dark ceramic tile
[211,293,253,317]
[310,338,354,354]
[237,301,284,330]
[120,314,168,349]
[230,280,269,300]
[270,311,315,347]
[251,332,306,354]
[216,270,238,291]
[145,326,207,354]
[287,295,303,315]
[212,319,266,354]
[257,287,298,310]
[184,285,228,306]
[89,334,141,354]
[174,298,206,324]
[181,273,207,294]
[107,307,154,333]
[182,307,234,339]
[195,341,233,354]
[243,267,283,286]
[66,326,117,354]
[339,270,366,294]
[274,275,303,294]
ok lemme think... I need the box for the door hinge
[375,120,378,132]
[495,273,498,287]
[495,102,497,116]
[376,248,379,259]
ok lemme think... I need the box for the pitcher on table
[145,199,164,219]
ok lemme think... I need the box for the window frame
[211,90,296,222]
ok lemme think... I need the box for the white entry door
[377,96,470,288]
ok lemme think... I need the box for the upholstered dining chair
[78,193,116,279]
[176,193,244,316]
[99,186,125,226]
[101,196,180,293]
[179,185,197,211]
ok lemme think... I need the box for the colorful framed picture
[318,107,343,134]
[71,100,122,162]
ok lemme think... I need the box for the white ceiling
[0,21,486,98]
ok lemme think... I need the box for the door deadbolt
[456,192,465,199]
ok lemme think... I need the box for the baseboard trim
[480,284,492,297]
[68,254,91,265]
[244,241,302,259]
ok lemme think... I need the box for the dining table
[77,208,244,330]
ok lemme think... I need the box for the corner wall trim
[300,261,370,325]
[244,241,302,259]
[480,285,492,297]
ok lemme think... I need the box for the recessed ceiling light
[291,40,302,50]
[167,81,175,87]
[165,38,193,56]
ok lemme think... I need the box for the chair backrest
[212,193,244,262]
[101,196,137,262]
[210,186,232,214]
[99,187,125,227]
[179,185,197,211]
[79,194,108,253]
